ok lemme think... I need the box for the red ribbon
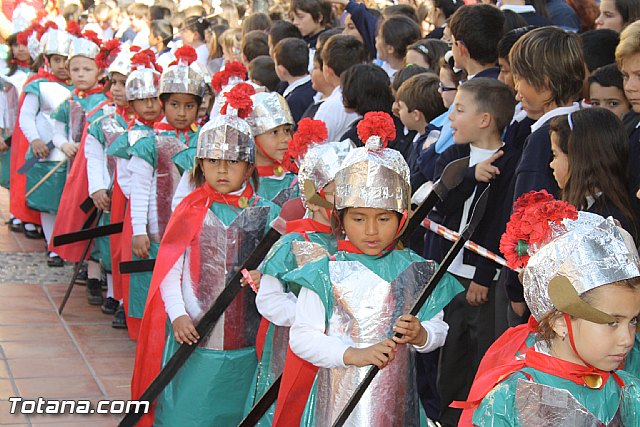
[74,84,104,99]
[286,218,332,235]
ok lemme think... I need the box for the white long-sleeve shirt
[290,287,449,369]
[171,171,195,212]
[116,158,133,198]
[20,93,67,162]
[52,119,68,149]
[160,253,189,322]
[128,156,158,237]
[313,86,359,142]
[256,274,297,327]
[84,132,111,195]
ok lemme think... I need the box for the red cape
[109,177,126,301]
[120,202,141,340]
[272,347,319,427]
[49,100,110,261]
[131,184,218,427]
[9,74,46,224]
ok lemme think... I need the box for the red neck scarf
[129,115,159,129]
[116,105,135,121]
[35,68,69,85]
[337,240,365,254]
[286,218,332,235]
[205,183,255,209]
[154,121,197,140]
[11,59,30,68]
[74,84,104,99]
[257,164,287,177]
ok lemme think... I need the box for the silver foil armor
[196,113,254,163]
[297,140,353,206]
[158,62,207,98]
[181,207,269,350]
[69,100,86,145]
[313,260,438,426]
[523,212,640,321]
[68,36,100,60]
[125,68,161,101]
[515,379,623,426]
[100,108,126,177]
[246,92,293,136]
[151,135,188,242]
[41,29,73,58]
[33,82,70,162]
[333,138,411,213]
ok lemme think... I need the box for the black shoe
[86,279,103,305]
[47,255,64,268]
[23,224,42,239]
[8,220,23,233]
[112,306,127,329]
[75,266,88,285]
[101,280,107,291]
[101,297,119,315]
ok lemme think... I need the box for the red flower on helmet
[174,46,198,65]
[95,39,121,69]
[221,82,255,119]
[288,118,328,161]
[357,111,396,148]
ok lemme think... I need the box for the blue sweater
[285,79,317,124]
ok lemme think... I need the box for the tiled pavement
[0,188,135,426]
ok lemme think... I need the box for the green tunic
[283,249,464,426]
[154,196,281,427]
[257,172,300,206]
[473,366,640,426]
[170,128,200,174]
[244,230,338,426]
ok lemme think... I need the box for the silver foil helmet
[196,82,255,163]
[333,112,410,214]
[68,35,101,61]
[158,47,207,98]
[41,29,73,58]
[107,43,133,76]
[523,212,640,321]
[125,50,161,101]
[246,92,293,136]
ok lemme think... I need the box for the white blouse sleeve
[290,287,349,369]
[160,254,188,322]
[413,310,449,353]
[255,274,298,327]
[128,156,153,236]
[52,119,68,148]
[19,93,42,143]
[84,133,109,195]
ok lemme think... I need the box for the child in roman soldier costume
[280,112,463,426]
[84,40,135,327]
[15,25,73,265]
[246,91,298,207]
[106,48,162,339]
[131,83,280,426]
[244,118,352,425]
[48,21,109,300]
[459,201,640,425]
[125,45,206,333]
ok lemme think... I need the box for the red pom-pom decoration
[174,45,198,65]
[288,118,328,161]
[95,39,121,70]
[224,61,247,79]
[131,49,161,73]
[357,111,396,148]
[221,82,256,119]
[499,191,578,269]
[36,21,58,41]
[66,20,82,37]
[16,30,29,46]
[83,30,102,48]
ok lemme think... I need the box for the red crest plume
[131,49,161,73]
[289,118,328,161]
[357,111,396,148]
[95,39,121,69]
[82,30,102,47]
[36,21,58,41]
[174,46,198,65]
[499,190,578,269]
[66,20,82,37]
[211,61,247,92]
[221,82,256,119]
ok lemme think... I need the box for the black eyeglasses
[439,82,457,92]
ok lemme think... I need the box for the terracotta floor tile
[89,357,134,377]
[30,417,118,427]
[0,284,46,297]
[0,400,29,425]
[1,339,79,359]
[0,378,17,399]
[0,295,56,312]
[77,339,137,358]
[0,309,61,324]
[68,324,130,342]
[8,356,91,378]
[15,375,103,399]
[97,376,131,396]
[0,324,69,342]
[0,360,11,378]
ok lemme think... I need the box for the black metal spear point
[238,159,472,427]
[332,185,490,427]
[118,218,288,427]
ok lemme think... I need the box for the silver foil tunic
[152,135,187,242]
[69,99,86,145]
[314,260,438,427]
[100,109,126,178]
[515,380,623,426]
[271,186,297,208]
[181,207,269,350]
[37,82,71,162]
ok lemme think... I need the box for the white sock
[88,260,101,280]
[106,274,114,298]
[24,223,36,231]
[40,212,56,246]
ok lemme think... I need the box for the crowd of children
[0,0,640,426]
